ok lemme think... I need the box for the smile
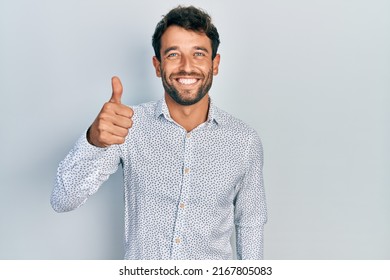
[176,78,199,85]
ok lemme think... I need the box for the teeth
[178,78,197,85]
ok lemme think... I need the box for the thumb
[110,76,123,103]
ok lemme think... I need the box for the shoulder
[214,105,264,166]
[214,105,261,140]
[214,105,263,157]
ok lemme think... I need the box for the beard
[161,67,214,106]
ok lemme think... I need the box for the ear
[212,54,221,76]
[152,56,162,77]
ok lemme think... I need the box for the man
[51,5,267,260]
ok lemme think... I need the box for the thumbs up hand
[87,76,134,148]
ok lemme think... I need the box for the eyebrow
[163,46,179,56]
[163,46,210,56]
[194,46,209,53]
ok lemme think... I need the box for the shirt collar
[155,96,221,126]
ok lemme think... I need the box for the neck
[165,93,210,132]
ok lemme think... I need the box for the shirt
[51,97,267,260]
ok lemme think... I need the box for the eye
[194,52,205,57]
[167,53,178,58]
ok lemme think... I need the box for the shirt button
[179,203,185,209]
[186,133,191,138]
[184,168,190,174]
[175,238,181,244]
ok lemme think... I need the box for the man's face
[153,25,220,106]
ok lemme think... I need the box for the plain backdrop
[0,0,389,259]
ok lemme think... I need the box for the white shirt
[51,97,267,259]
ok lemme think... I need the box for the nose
[179,54,193,73]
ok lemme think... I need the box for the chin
[175,98,199,106]
[177,93,207,106]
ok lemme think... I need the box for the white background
[0,0,389,259]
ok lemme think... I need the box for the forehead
[160,25,212,51]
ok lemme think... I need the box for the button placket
[170,130,193,258]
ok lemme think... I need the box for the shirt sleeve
[234,131,267,259]
[50,131,122,212]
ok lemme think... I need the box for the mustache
[170,71,203,78]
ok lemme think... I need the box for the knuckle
[97,132,107,142]
[102,102,110,111]
[99,112,110,122]
[103,102,114,111]
[96,123,106,133]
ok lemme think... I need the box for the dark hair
[152,6,220,61]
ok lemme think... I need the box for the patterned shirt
[51,97,267,260]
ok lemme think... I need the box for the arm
[234,131,267,259]
[51,133,122,212]
[51,76,133,212]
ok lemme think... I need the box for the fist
[87,76,134,147]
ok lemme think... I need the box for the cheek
[160,63,175,77]
[199,61,213,73]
